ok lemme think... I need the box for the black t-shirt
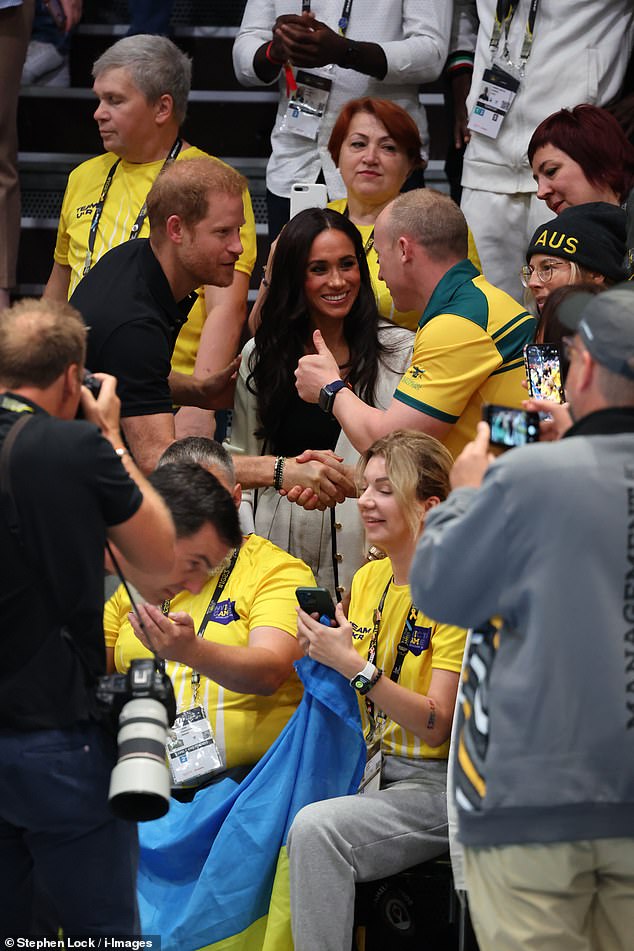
[70,239,196,418]
[0,395,143,730]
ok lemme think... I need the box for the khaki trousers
[464,838,634,951]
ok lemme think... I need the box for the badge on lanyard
[468,63,520,140]
[357,736,382,794]
[468,0,540,140]
[280,68,333,141]
[167,704,224,787]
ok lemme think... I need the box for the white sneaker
[22,40,70,87]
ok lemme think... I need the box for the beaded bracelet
[273,455,285,491]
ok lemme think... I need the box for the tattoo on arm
[426,698,437,730]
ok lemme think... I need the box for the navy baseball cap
[557,283,634,381]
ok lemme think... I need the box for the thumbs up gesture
[295,329,342,404]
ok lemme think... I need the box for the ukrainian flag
[138,657,366,950]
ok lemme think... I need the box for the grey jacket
[411,408,634,847]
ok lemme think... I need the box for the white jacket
[233,0,451,198]
[454,0,634,193]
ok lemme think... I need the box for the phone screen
[524,344,565,403]
[484,405,540,449]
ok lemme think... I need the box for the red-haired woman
[528,104,634,216]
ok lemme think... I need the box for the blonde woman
[288,430,467,950]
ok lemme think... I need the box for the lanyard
[364,577,419,739]
[302,0,354,36]
[161,547,239,706]
[82,137,183,277]
[490,0,540,66]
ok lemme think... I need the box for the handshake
[281,449,357,510]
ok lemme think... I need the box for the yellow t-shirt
[54,146,257,376]
[103,534,315,768]
[395,261,536,459]
[348,557,467,760]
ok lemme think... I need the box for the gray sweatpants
[287,755,449,951]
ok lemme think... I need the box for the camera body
[96,656,176,726]
[82,370,102,399]
[97,658,177,821]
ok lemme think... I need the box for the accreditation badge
[280,68,333,141]
[167,704,224,787]
[357,737,382,795]
[467,63,520,139]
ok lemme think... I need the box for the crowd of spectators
[1,2,634,949]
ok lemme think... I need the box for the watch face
[351,675,371,694]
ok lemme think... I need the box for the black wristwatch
[319,379,347,415]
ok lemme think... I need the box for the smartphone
[295,586,336,623]
[523,343,565,403]
[44,0,67,30]
[289,183,328,219]
[483,404,540,449]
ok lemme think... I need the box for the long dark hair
[248,207,389,443]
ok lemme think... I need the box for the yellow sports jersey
[54,146,257,376]
[103,534,315,769]
[395,261,537,459]
[348,557,466,760]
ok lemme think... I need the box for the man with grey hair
[295,187,536,459]
[43,33,257,439]
[410,284,634,951]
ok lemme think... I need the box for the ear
[422,495,441,514]
[577,347,596,392]
[64,362,82,399]
[233,483,243,508]
[166,214,185,244]
[397,235,413,262]
[154,93,174,126]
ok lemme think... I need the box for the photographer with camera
[0,298,176,936]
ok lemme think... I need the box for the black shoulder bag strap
[0,415,34,545]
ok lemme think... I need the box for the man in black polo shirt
[70,156,247,473]
[0,298,175,936]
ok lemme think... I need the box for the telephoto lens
[108,696,171,821]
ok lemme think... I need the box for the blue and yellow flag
[138,658,366,950]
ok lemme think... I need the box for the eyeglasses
[520,261,572,287]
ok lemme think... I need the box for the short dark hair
[149,462,242,548]
[0,298,87,389]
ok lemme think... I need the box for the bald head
[382,188,468,263]
[0,298,87,390]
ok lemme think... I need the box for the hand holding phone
[296,586,336,626]
[482,404,539,449]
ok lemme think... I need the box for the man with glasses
[410,283,634,951]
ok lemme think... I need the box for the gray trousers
[287,755,449,951]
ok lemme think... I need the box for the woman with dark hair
[528,104,634,215]
[226,207,413,597]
